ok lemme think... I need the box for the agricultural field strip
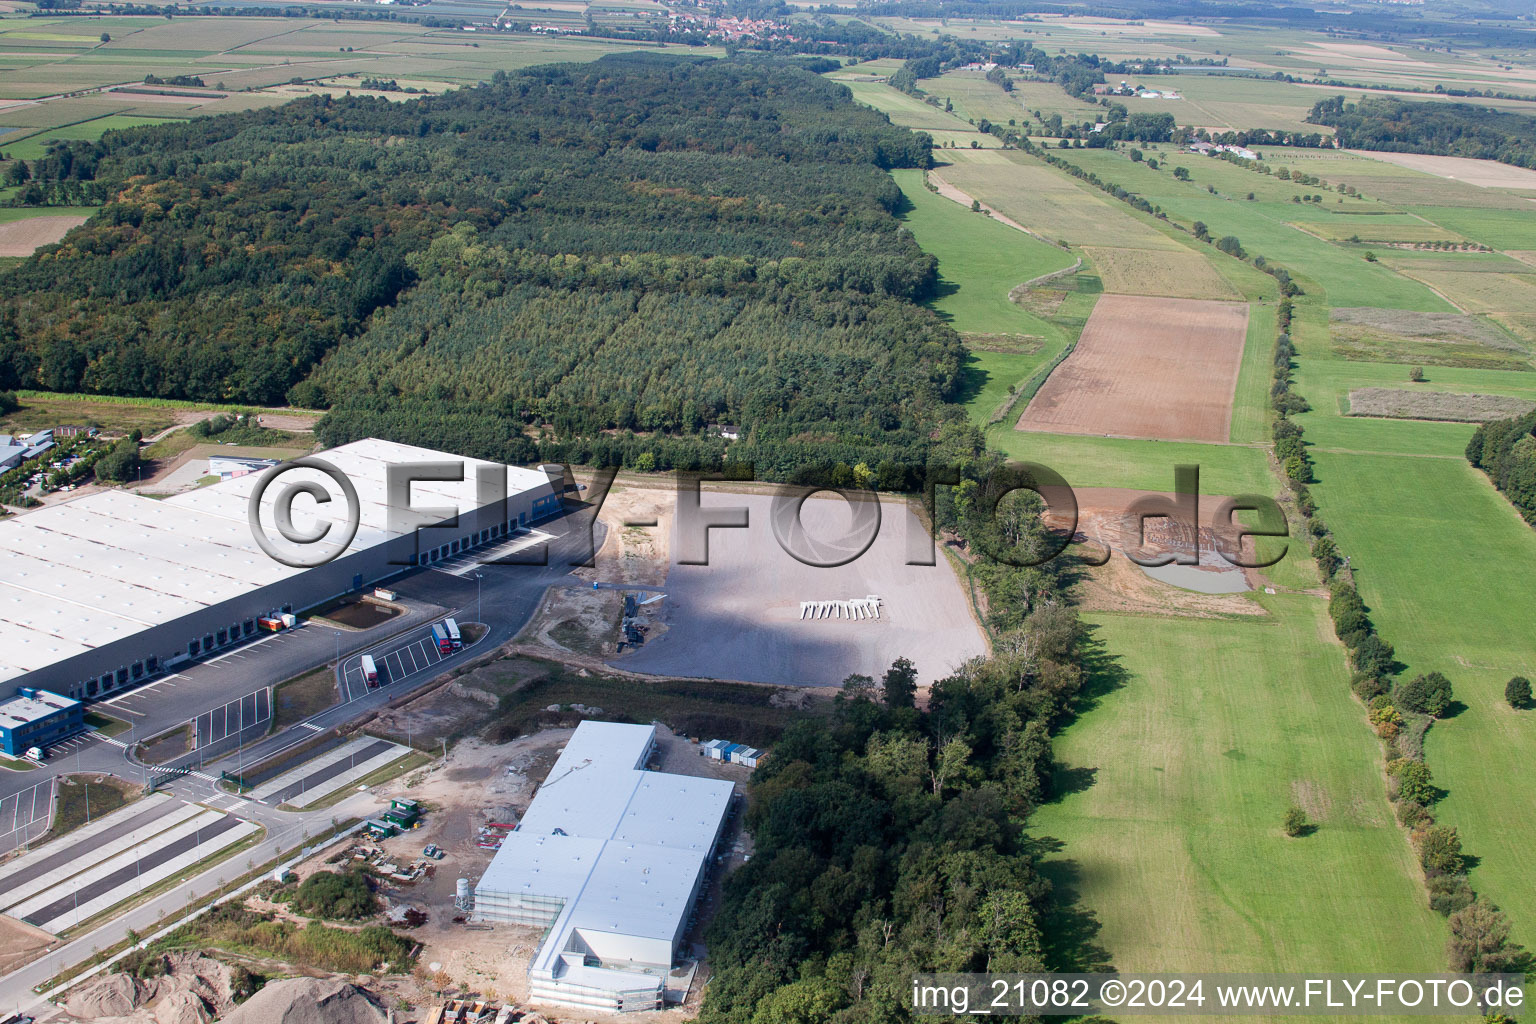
[5,808,228,920]
[1016,294,1249,444]
[1345,388,1535,422]
[1081,245,1242,300]
[0,799,203,912]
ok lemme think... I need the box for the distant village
[1093,79,1184,100]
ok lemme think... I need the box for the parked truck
[361,654,379,686]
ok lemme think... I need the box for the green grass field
[1293,359,1536,457]
[917,70,1030,125]
[890,168,1079,423]
[1308,452,1536,951]
[987,431,1275,498]
[843,78,977,132]
[0,205,97,224]
[1229,298,1280,445]
[1036,601,1445,986]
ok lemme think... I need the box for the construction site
[518,480,987,688]
[15,473,970,1024]
[32,718,752,1024]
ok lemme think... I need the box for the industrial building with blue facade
[0,687,84,755]
[0,438,565,704]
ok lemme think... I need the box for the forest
[0,55,955,471]
[1308,95,1536,168]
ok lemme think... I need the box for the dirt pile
[65,973,141,1019]
[63,953,239,1024]
[217,977,387,1024]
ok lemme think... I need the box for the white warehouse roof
[0,438,556,685]
[476,722,734,995]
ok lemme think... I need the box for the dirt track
[1017,294,1249,443]
[927,169,1046,240]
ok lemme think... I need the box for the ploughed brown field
[0,214,87,256]
[1016,294,1250,443]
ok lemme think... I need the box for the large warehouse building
[474,721,734,1013]
[0,438,563,701]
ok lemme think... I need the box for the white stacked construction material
[797,595,881,621]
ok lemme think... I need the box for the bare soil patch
[1345,387,1536,422]
[1050,487,1268,618]
[519,479,671,660]
[1016,294,1249,443]
[254,412,320,432]
[318,596,402,631]
[62,952,240,1024]
[0,214,86,255]
[0,913,52,975]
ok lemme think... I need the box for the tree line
[1277,283,1528,978]
[1308,95,1536,169]
[700,421,1106,1021]
[1467,408,1536,527]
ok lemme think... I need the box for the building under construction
[471,721,733,1013]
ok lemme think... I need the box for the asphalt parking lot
[194,688,271,749]
[0,779,54,852]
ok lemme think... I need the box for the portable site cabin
[365,818,398,838]
[384,798,420,828]
[702,739,761,769]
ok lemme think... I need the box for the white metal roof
[0,438,556,685]
[571,840,712,940]
[482,831,609,901]
[477,722,733,984]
